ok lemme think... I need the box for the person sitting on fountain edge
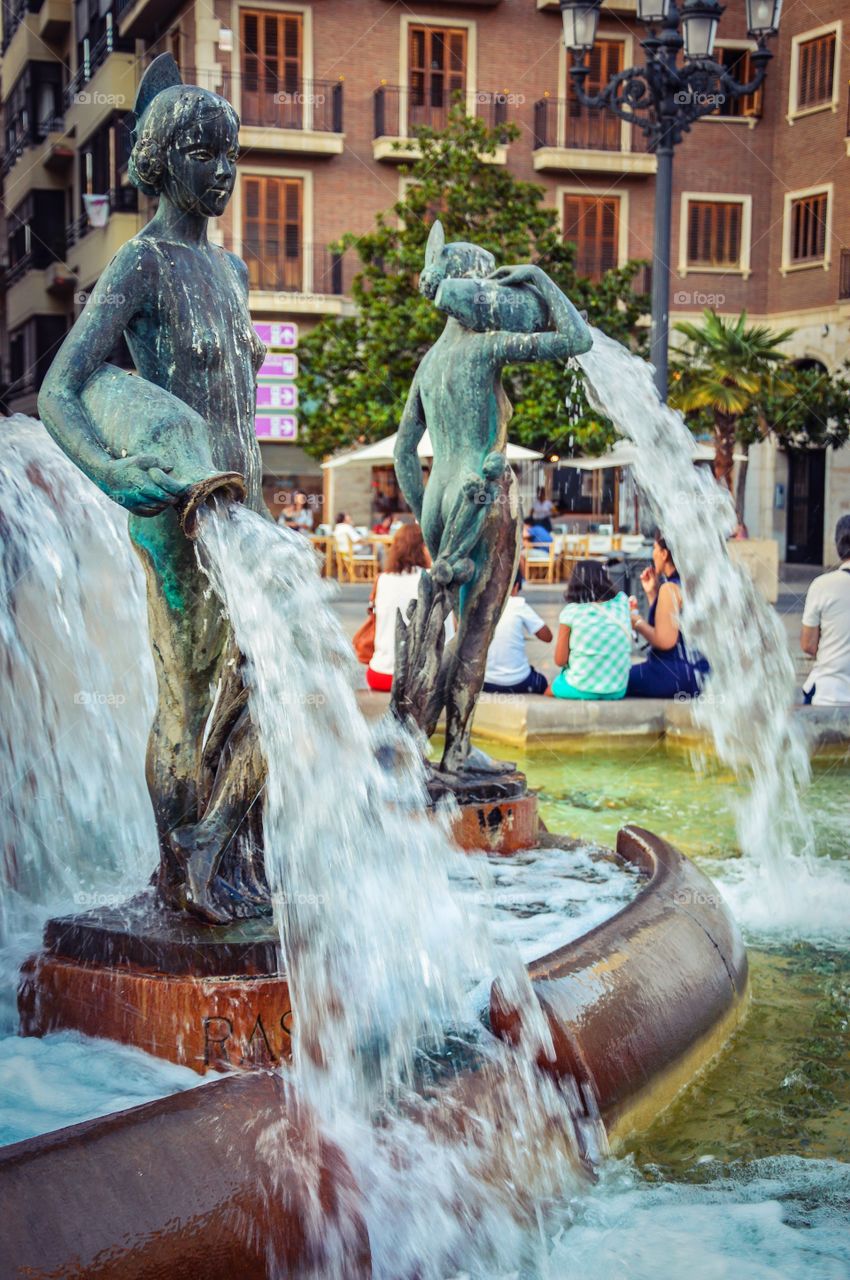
[627,532,708,698]
[482,570,552,696]
[550,560,632,700]
[800,514,850,706]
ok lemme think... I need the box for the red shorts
[366,666,393,692]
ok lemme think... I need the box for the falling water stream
[197,503,601,1278]
[578,329,850,939]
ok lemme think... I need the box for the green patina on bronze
[38,56,269,925]
[391,221,592,778]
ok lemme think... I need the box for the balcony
[187,70,344,156]
[65,187,141,289]
[2,113,73,207]
[246,244,356,317]
[372,86,510,162]
[532,96,656,175]
[64,32,137,142]
[116,0,182,39]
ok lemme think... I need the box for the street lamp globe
[559,0,602,53]
[680,0,724,59]
[745,0,783,39]
[635,0,673,23]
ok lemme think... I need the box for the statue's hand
[100,454,189,516]
[489,264,543,288]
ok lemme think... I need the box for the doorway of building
[786,448,826,564]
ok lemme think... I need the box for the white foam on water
[557,1156,850,1280]
[578,332,850,944]
[0,1031,203,1146]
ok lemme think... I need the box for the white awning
[322,429,543,470]
[558,440,746,470]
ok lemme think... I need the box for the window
[77,114,135,226]
[242,176,303,292]
[796,32,836,110]
[687,200,742,268]
[563,194,620,281]
[789,192,828,264]
[408,24,466,131]
[713,47,762,118]
[3,62,64,160]
[7,316,68,398]
[567,41,623,149]
[240,10,303,128]
[8,191,66,278]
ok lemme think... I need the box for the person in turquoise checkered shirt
[551,561,632,700]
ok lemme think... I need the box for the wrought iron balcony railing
[533,96,650,153]
[243,243,354,296]
[373,85,509,140]
[178,69,343,133]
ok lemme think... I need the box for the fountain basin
[491,825,749,1149]
[0,1071,370,1279]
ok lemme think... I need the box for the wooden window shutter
[564,193,620,281]
[797,33,836,109]
[686,200,742,267]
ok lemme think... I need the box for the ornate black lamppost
[560,0,783,399]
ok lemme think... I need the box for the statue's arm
[394,379,427,521]
[38,241,186,514]
[485,265,593,365]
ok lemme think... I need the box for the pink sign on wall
[255,414,298,441]
[254,322,298,349]
[258,352,298,380]
[256,382,298,409]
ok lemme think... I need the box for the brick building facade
[1,0,848,560]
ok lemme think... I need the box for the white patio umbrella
[322,429,543,469]
[558,440,745,470]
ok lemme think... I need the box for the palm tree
[670,310,794,494]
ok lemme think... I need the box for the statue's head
[128,55,240,218]
[419,220,494,301]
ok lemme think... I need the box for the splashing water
[197,504,602,1278]
[578,331,850,941]
[0,417,155,951]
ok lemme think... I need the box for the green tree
[670,309,794,492]
[671,310,850,518]
[297,104,649,460]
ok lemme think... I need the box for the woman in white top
[367,523,430,692]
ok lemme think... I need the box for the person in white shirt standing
[483,571,552,695]
[801,515,850,706]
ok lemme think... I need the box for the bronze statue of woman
[392,222,592,777]
[38,56,269,924]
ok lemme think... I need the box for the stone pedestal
[18,892,290,1073]
[430,768,541,854]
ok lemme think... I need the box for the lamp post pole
[559,0,783,401]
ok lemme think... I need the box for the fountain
[0,56,763,1280]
